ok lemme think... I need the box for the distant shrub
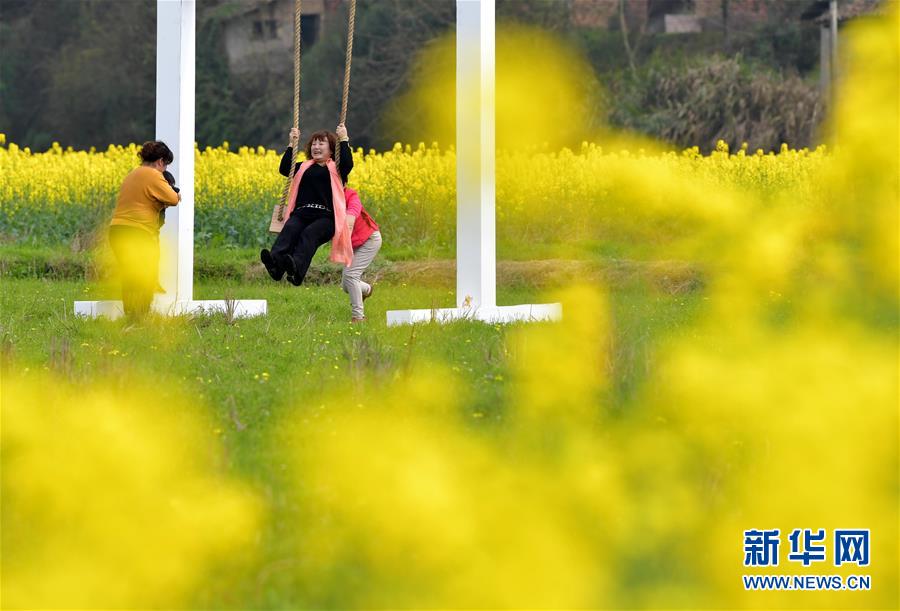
[611,55,824,152]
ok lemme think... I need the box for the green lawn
[1,275,704,608]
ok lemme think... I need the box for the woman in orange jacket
[108,141,180,318]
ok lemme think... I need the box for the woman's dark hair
[138,141,174,165]
[305,131,337,160]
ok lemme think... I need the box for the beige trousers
[342,231,382,318]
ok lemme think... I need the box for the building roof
[800,0,885,23]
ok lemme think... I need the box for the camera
[162,170,180,193]
[159,170,179,228]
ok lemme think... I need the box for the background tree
[44,1,156,149]
[0,0,826,153]
[1,0,85,150]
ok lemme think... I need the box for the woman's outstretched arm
[337,141,353,183]
[280,128,302,177]
[279,147,300,177]
[336,124,353,183]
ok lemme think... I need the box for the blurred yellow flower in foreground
[1,373,262,608]
[282,338,613,608]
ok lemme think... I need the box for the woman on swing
[260,123,354,285]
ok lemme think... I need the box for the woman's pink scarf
[284,159,354,266]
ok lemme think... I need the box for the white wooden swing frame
[75,0,560,325]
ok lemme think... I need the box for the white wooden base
[74,299,267,320]
[386,303,561,326]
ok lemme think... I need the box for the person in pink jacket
[343,187,382,322]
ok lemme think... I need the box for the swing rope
[275,0,356,223]
[335,0,356,170]
[276,0,303,222]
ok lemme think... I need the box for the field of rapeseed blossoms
[0,134,827,257]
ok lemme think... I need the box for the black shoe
[260,249,284,281]
[276,254,301,286]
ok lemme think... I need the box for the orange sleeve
[146,173,180,206]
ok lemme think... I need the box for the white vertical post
[75,0,266,319]
[156,0,195,304]
[829,0,838,90]
[456,0,496,309]
[385,0,559,325]
[819,25,831,96]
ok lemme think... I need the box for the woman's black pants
[270,210,335,284]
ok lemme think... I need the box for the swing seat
[269,204,287,233]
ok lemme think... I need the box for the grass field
[2,275,704,608]
[1,273,702,418]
